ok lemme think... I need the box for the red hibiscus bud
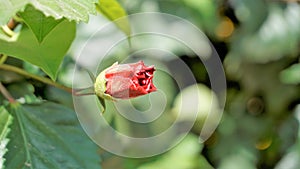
[94,61,157,99]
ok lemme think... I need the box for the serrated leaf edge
[0,107,13,169]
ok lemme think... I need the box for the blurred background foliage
[2,0,299,168]
[68,0,300,168]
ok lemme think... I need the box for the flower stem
[0,82,16,103]
[0,64,73,94]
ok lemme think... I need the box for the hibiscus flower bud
[94,61,157,99]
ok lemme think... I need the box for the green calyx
[94,68,114,101]
[93,62,118,113]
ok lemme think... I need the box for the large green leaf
[19,5,63,43]
[0,107,13,169]
[96,0,131,36]
[0,20,76,80]
[0,0,97,26]
[5,102,100,169]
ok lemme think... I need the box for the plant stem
[7,18,19,30]
[1,18,19,37]
[0,82,16,103]
[1,25,15,37]
[0,64,73,94]
[0,54,8,64]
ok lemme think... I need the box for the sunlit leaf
[280,63,300,85]
[218,153,257,169]
[96,0,131,36]
[183,0,219,33]
[138,134,213,169]
[0,0,97,26]
[172,84,220,133]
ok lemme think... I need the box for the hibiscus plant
[0,0,131,168]
[1,1,300,169]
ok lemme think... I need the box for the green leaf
[96,0,131,36]
[0,107,13,169]
[97,96,106,114]
[86,69,96,83]
[5,102,100,169]
[0,20,76,80]
[30,0,98,22]
[137,134,211,169]
[172,84,220,133]
[0,0,98,26]
[19,5,63,43]
[280,64,300,85]
[183,0,219,33]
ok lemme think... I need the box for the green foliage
[96,0,131,36]
[275,106,300,169]
[280,63,300,85]
[0,107,13,169]
[137,134,213,169]
[172,84,220,133]
[0,0,97,25]
[0,20,75,80]
[183,0,219,35]
[0,0,300,169]
[19,5,63,43]
[4,102,100,169]
[0,0,130,79]
[228,3,300,63]
[0,0,133,168]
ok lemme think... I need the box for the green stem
[0,54,8,64]
[1,18,19,37]
[13,15,23,23]
[0,64,73,94]
[1,25,15,37]
[0,82,16,103]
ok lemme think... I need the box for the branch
[0,64,73,94]
[7,18,19,30]
[0,82,16,103]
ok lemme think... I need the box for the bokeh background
[46,0,300,168]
